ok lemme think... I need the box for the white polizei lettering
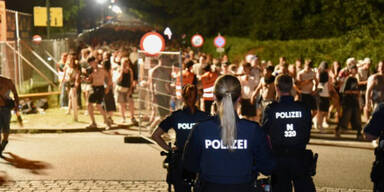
[205,140,212,149]
[177,123,196,130]
[275,111,302,119]
[212,140,220,149]
[204,139,248,150]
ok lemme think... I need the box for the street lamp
[96,0,107,4]
[111,5,122,14]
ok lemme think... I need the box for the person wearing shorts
[86,56,111,130]
[297,59,318,117]
[116,57,136,124]
[239,63,258,121]
[316,62,336,132]
[0,75,19,157]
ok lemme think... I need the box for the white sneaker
[322,121,329,128]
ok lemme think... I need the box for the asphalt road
[0,131,375,190]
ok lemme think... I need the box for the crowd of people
[56,40,384,139]
[57,41,139,129]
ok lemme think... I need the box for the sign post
[214,34,226,56]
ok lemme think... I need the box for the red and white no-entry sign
[32,35,42,44]
[140,32,165,56]
[191,34,204,48]
[214,35,226,48]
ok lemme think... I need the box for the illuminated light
[96,0,107,4]
[111,5,122,14]
[140,32,165,56]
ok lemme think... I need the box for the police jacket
[183,115,275,184]
[364,103,384,138]
[262,96,311,151]
[159,107,210,150]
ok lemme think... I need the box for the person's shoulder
[195,109,210,116]
[239,118,260,127]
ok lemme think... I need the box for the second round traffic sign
[191,34,204,48]
[214,35,226,48]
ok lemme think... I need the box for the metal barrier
[0,39,70,94]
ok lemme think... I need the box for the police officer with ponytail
[261,74,316,192]
[152,84,210,192]
[183,75,275,192]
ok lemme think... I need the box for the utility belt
[274,148,318,176]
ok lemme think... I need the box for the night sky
[5,0,45,13]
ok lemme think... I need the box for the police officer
[152,84,210,192]
[261,74,316,192]
[364,103,384,191]
[183,75,275,192]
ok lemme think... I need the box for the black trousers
[200,181,252,192]
[337,98,361,136]
[272,155,316,192]
[171,155,190,192]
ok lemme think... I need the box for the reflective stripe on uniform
[203,87,214,93]
[203,93,214,98]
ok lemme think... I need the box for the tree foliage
[126,0,384,40]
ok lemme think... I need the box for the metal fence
[0,39,70,94]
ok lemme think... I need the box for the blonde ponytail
[214,75,242,151]
[219,93,237,149]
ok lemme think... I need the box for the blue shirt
[262,96,312,150]
[183,115,275,184]
[159,107,210,150]
[364,103,384,137]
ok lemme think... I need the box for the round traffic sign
[140,32,165,56]
[214,35,226,48]
[191,34,204,48]
[32,35,42,44]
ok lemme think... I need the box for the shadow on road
[0,171,10,186]
[1,152,52,175]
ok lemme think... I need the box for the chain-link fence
[136,51,182,133]
[0,39,70,94]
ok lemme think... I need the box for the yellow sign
[0,1,6,41]
[33,7,63,27]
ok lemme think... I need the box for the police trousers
[272,154,316,192]
[198,181,253,192]
[171,154,190,192]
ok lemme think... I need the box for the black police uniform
[262,96,316,192]
[183,115,275,192]
[364,103,384,191]
[159,107,210,192]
